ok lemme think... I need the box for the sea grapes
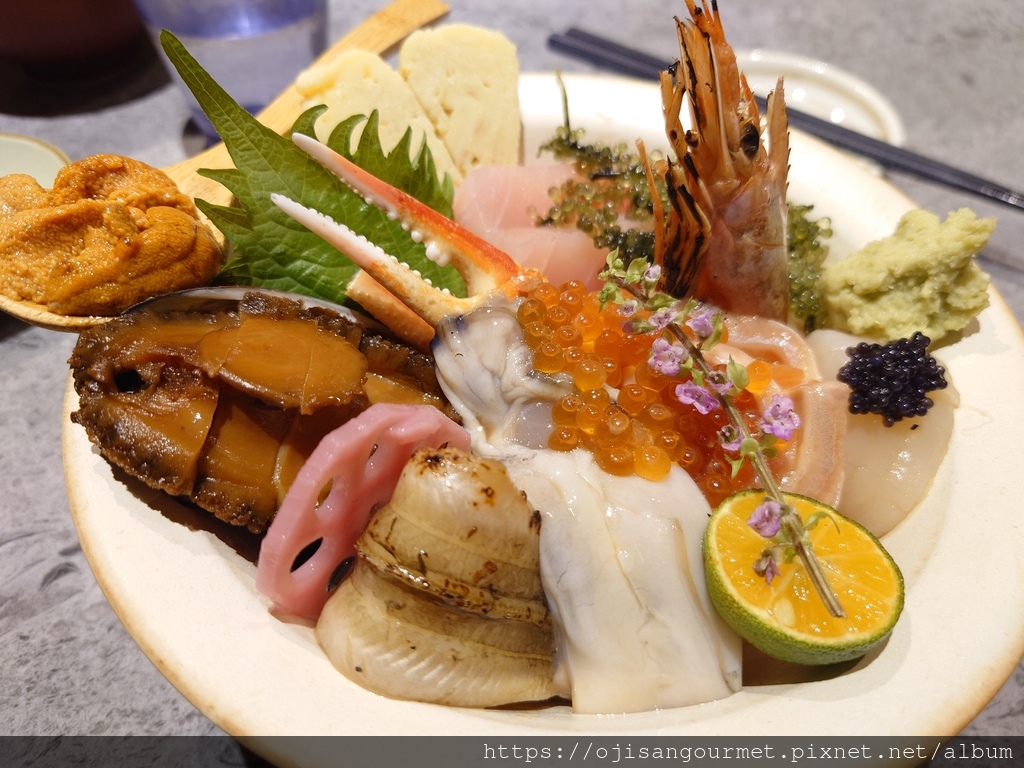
[788,203,832,332]
[538,115,833,323]
[536,99,662,263]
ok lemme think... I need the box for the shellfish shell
[68,286,454,533]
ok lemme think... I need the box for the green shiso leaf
[159,30,465,305]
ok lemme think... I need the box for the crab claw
[273,133,524,331]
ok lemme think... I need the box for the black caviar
[836,332,948,426]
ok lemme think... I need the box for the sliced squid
[317,446,558,708]
[508,450,742,713]
[452,163,609,290]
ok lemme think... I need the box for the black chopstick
[549,28,1024,212]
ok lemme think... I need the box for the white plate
[64,74,1024,757]
[0,132,69,185]
[736,49,906,146]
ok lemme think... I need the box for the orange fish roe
[745,360,772,395]
[514,277,784,505]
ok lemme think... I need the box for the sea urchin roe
[0,155,223,315]
[836,332,947,426]
[520,278,766,500]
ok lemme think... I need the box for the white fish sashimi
[453,164,575,229]
[480,228,607,290]
[453,164,609,289]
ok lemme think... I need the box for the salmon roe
[515,278,785,506]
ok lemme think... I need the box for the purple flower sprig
[753,549,784,584]
[649,337,687,377]
[748,498,783,538]
[762,394,801,440]
[675,380,719,415]
[598,252,845,619]
[747,500,789,584]
[746,496,839,598]
[720,393,802,477]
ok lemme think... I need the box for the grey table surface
[1,0,1022,748]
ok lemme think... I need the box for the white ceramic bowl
[737,49,906,146]
[0,132,70,186]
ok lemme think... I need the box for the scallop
[806,328,958,536]
[316,445,558,708]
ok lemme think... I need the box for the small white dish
[0,132,70,186]
[0,134,113,330]
[737,49,906,147]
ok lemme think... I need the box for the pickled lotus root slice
[255,403,470,620]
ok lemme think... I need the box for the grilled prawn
[655,0,790,320]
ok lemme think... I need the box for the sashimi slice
[454,164,609,289]
[482,228,607,290]
[709,315,847,506]
[454,163,574,230]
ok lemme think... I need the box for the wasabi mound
[820,208,994,343]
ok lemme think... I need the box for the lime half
[704,490,904,666]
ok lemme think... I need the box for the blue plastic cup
[133,0,328,139]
